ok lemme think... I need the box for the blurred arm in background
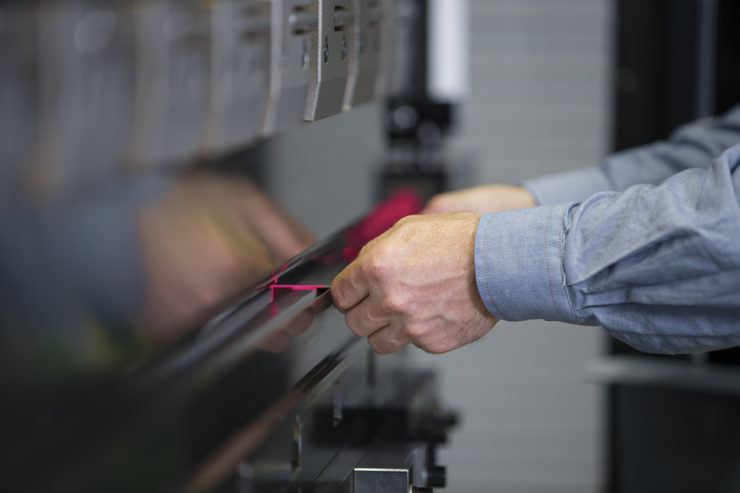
[426,104,740,215]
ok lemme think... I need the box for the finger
[331,261,370,311]
[367,323,412,355]
[344,296,389,337]
[422,193,459,214]
[421,197,446,214]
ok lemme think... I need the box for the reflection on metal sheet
[0,159,425,490]
[0,172,314,380]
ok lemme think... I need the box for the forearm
[525,105,740,205]
[476,144,740,354]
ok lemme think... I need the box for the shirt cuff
[474,205,582,324]
[523,167,614,205]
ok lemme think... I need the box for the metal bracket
[262,0,315,134]
[303,0,353,121]
[353,467,411,493]
[344,0,382,109]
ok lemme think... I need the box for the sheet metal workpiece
[0,188,441,492]
[303,0,354,121]
[204,0,271,155]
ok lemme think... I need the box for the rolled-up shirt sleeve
[524,105,740,205]
[475,143,740,354]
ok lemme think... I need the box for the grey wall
[264,1,612,491]
[263,103,384,237]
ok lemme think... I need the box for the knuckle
[330,284,344,306]
[368,333,394,355]
[369,340,390,355]
[364,252,389,280]
[344,311,366,336]
[395,214,420,229]
[330,288,349,312]
[357,242,372,258]
[395,215,412,226]
[422,342,449,355]
[381,292,406,314]
[330,273,349,302]
[404,322,427,340]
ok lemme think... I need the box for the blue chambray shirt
[474,106,740,354]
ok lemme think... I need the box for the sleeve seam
[545,206,568,322]
[557,204,585,325]
[479,215,507,319]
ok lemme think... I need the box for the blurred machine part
[0,1,464,492]
[343,0,382,109]
[33,1,135,195]
[0,0,421,194]
[128,0,212,168]
[379,0,468,202]
[262,0,315,134]
[426,0,467,103]
[0,6,37,202]
[204,0,271,155]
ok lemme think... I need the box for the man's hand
[422,185,536,214]
[331,213,498,355]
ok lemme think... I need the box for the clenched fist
[331,213,498,355]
